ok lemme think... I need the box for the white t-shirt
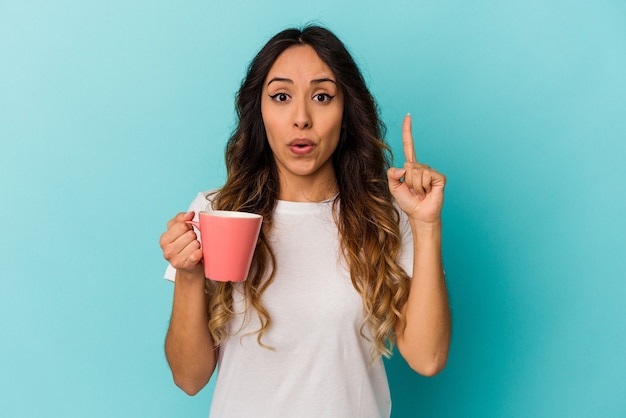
[165,191,414,418]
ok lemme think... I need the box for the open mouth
[288,139,315,155]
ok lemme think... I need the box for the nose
[293,98,311,129]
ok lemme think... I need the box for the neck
[277,172,338,202]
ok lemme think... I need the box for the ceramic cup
[187,210,262,282]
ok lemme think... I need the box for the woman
[160,25,450,418]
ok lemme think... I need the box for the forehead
[265,45,335,81]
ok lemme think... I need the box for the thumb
[387,167,405,188]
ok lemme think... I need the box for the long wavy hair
[206,25,410,358]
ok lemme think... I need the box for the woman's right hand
[159,211,204,274]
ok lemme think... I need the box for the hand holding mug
[160,211,204,275]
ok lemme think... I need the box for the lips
[288,138,315,155]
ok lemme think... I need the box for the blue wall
[1,1,625,417]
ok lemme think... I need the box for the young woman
[160,25,450,418]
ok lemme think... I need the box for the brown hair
[207,25,410,358]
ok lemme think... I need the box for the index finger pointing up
[402,113,417,163]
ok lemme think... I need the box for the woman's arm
[165,270,217,395]
[161,212,217,395]
[387,114,451,376]
[395,221,450,376]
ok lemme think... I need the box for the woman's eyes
[269,93,335,103]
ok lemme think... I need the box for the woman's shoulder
[187,189,221,212]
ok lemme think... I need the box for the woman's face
[261,45,344,197]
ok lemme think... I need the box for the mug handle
[185,220,200,229]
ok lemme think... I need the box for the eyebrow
[266,77,337,87]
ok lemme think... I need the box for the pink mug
[187,210,263,282]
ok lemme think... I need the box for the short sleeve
[396,208,414,278]
[164,190,215,282]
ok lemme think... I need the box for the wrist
[175,268,206,286]
[409,219,442,235]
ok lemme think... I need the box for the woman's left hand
[387,114,446,226]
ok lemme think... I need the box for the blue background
[1,1,625,417]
